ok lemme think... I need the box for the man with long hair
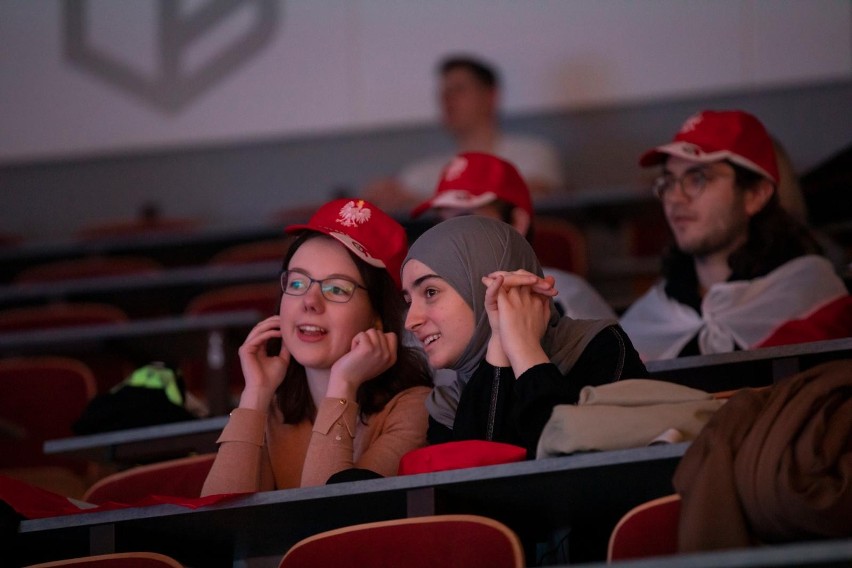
[620,110,849,361]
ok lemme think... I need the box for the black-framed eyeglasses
[280,270,367,303]
[651,166,734,201]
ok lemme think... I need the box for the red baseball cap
[284,198,408,289]
[410,152,533,218]
[639,110,779,184]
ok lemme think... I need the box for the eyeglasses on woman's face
[651,165,734,201]
[280,270,367,303]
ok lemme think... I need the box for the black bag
[73,362,196,434]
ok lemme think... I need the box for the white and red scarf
[620,255,848,361]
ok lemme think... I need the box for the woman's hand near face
[482,271,554,367]
[483,273,510,366]
[482,270,553,375]
[482,270,558,298]
[495,283,551,376]
[237,316,291,410]
[327,329,398,400]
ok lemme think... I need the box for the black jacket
[428,325,648,457]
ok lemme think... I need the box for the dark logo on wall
[63,0,279,113]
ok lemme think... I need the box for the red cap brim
[410,199,433,219]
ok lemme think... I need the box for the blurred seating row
[0,353,211,498]
[22,552,186,568]
[0,356,98,498]
[0,287,277,390]
[0,214,201,253]
[0,247,282,493]
[17,490,846,566]
[13,256,164,284]
[0,354,227,499]
[0,237,288,393]
[4,444,726,566]
[73,216,200,242]
[2,211,594,278]
[16,514,526,567]
[6,236,289,283]
[0,243,289,497]
[0,207,292,284]
[0,231,25,248]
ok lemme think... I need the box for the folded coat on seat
[673,359,852,552]
[535,379,725,458]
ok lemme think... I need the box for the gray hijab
[404,216,616,427]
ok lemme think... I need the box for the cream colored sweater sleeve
[200,407,274,496]
[300,386,431,487]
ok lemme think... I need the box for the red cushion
[398,440,527,475]
[0,473,247,520]
[0,475,86,518]
[609,495,681,561]
[83,454,217,505]
[280,515,524,568]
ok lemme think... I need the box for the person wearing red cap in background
[202,198,432,494]
[619,110,850,361]
[412,152,615,321]
[361,54,564,212]
[401,216,647,458]
[408,152,616,432]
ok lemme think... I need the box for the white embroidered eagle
[337,200,372,227]
[443,156,468,181]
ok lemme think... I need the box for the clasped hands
[482,270,556,376]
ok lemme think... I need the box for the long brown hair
[662,161,823,304]
[275,232,432,424]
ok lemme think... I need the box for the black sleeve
[511,363,566,455]
[570,325,649,384]
[426,415,454,445]
[511,325,649,455]
[449,360,508,443]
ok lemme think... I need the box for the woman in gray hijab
[402,216,647,456]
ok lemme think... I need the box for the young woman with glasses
[202,199,432,494]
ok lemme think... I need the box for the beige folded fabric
[536,380,725,458]
[578,378,714,406]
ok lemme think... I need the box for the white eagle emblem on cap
[444,156,468,181]
[337,200,372,227]
[679,112,704,133]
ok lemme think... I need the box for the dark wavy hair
[663,161,823,303]
[273,232,432,425]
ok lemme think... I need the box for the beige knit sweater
[201,386,431,495]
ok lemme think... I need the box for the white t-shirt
[399,135,565,197]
